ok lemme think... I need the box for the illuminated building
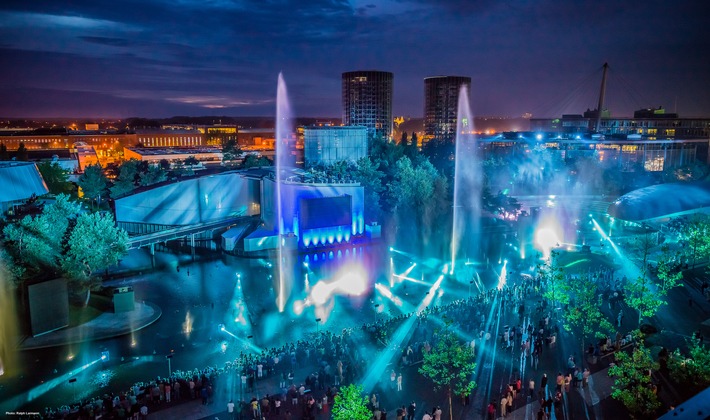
[478,134,708,172]
[342,70,393,141]
[0,161,48,215]
[201,125,238,146]
[113,167,366,251]
[303,126,368,167]
[530,108,710,139]
[424,76,471,143]
[123,147,223,168]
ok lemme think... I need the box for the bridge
[127,215,261,252]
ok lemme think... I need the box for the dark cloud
[79,36,132,47]
[0,0,708,118]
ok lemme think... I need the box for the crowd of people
[35,254,649,420]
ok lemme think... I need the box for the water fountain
[275,72,294,312]
[0,262,19,378]
[451,86,482,275]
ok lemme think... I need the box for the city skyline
[1,0,709,118]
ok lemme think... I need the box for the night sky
[1,0,709,119]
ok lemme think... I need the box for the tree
[222,139,242,167]
[159,159,171,171]
[78,164,108,209]
[419,323,477,420]
[668,339,710,396]
[537,251,569,315]
[1,194,80,280]
[37,161,73,195]
[0,143,10,160]
[110,159,141,198]
[243,154,271,168]
[626,243,683,327]
[2,215,57,274]
[352,157,384,223]
[332,384,371,420]
[609,346,661,418]
[16,142,28,161]
[561,275,614,362]
[62,212,128,305]
[139,164,167,186]
[678,215,710,268]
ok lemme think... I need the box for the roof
[607,181,710,221]
[0,161,49,202]
[658,386,710,420]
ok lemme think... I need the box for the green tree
[419,323,477,420]
[1,195,80,279]
[332,384,371,420]
[354,157,385,223]
[62,212,128,305]
[139,164,167,186]
[78,164,108,209]
[609,346,661,418]
[222,139,242,167]
[668,339,710,396]
[561,274,614,362]
[16,142,28,161]
[678,215,710,268]
[2,215,57,273]
[537,251,569,315]
[243,154,271,168]
[110,180,135,199]
[110,159,141,198]
[626,242,683,327]
[37,161,73,195]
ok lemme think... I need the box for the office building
[424,76,471,143]
[342,71,393,141]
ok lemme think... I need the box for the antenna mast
[595,62,609,133]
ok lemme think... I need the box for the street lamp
[166,354,174,377]
[315,318,322,334]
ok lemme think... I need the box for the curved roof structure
[607,181,710,221]
[0,161,48,203]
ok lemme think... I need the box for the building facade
[424,76,471,143]
[530,108,710,139]
[342,71,393,141]
[303,126,368,167]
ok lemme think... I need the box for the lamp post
[374,304,380,323]
[469,280,474,299]
[166,354,173,377]
[315,318,322,334]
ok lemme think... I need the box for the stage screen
[300,195,352,229]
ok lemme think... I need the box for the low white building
[303,126,368,167]
[0,161,49,215]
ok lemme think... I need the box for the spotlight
[101,351,109,362]
[218,324,225,331]
[389,247,394,251]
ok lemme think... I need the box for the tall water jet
[451,86,482,274]
[275,73,295,312]
[0,259,19,377]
